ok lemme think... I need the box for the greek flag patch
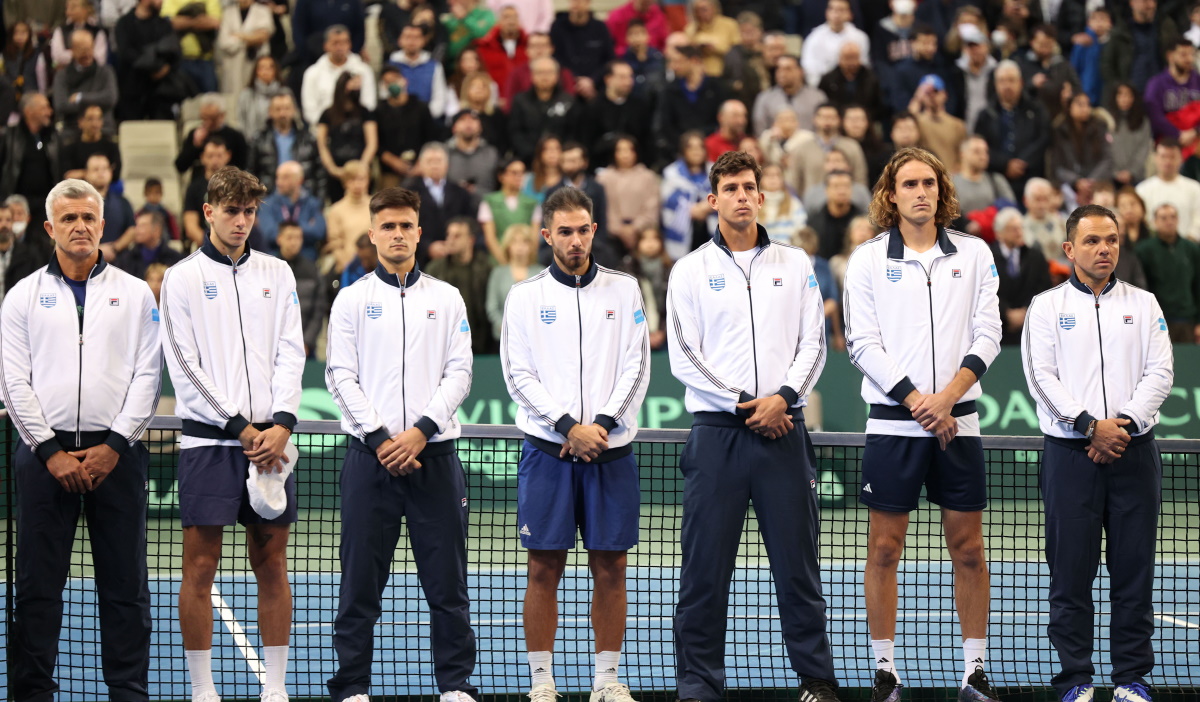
[366,302,382,319]
[708,274,725,291]
[39,294,55,308]
[203,281,217,300]
[1058,313,1076,331]
[886,266,902,282]
[540,306,556,324]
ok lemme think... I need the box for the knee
[589,555,627,592]
[183,553,219,589]
[867,533,905,571]
[249,549,289,582]
[527,552,567,589]
[947,536,986,572]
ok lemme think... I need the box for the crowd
[1,0,1200,351]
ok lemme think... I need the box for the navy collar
[886,225,958,260]
[373,261,422,288]
[46,250,106,280]
[713,223,770,253]
[548,257,598,287]
[201,237,251,267]
[1068,270,1117,296]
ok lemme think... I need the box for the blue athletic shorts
[860,434,986,512]
[178,445,298,527]
[516,441,640,551]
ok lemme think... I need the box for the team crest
[1058,313,1076,330]
[38,294,55,308]
[540,306,557,324]
[708,274,725,291]
[203,281,218,299]
[366,302,382,319]
[1124,315,1134,324]
[886,266,902,282]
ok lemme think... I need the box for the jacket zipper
[1093,293,1109,416]
[574,275,583,462]
[400,273,407,422]
[231,259,254,423]
[925,264,936,389]
[74,276,85,447]
[722,244,764,396]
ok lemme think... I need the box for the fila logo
[863,483,873,494]
[262,288,272,298]
[109,298,119,306]
[520,524,532,536]
[461,497,468,507]
[773,277,783,287]
[427,310,437,319]
[606,309,615,320]
[810,479,816,489]
[952,269,962,278]
[1124,315,1134,324]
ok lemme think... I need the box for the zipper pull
[78,333,83,346]
[575,275,581,287]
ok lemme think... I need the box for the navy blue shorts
[860,434,986,512]
[516,441,640,551]
[178,445,298,527]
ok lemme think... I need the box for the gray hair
[4,194,30,213]
[45,179,105,223]
[1023,176,1053,199]
[198,92,226,113]
[18,92,46,113]
[418,142,449,160]
[324,24,350,41]
[993,207,1022,235]
[994,59,1022,82]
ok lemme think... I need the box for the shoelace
[530,687,561,702]
[805,680,838,700]
[969,668,994,694]
[599,683,635,702]
[1120,683,1151,701]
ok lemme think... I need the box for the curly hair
[868,147,960,229]
[206,166,268,208]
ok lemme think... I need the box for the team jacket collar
[201,237,252,267]
[713,223,771,253]
[45,250,106,280]
[373,261,422,288]
[1067,270,1117,296]
[886,225,958,260]
[548,257,598,287]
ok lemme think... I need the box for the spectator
[447,109,500,195]
[301,25,376,129]
[503,32,578,114]
[237,56,288,136]
[621,19,667,99]
[757,107,803,169]
[808,169,862,260]
[1117,186,1151,247]
[842,103,889,185]
[521,135,563,204]
[454,70,509,154]
[115,0,184,121]
[658,43,734,163]
[618,227,671,350]
[720,11,768,111]
[509,56,579,163]
[792,225,843,349]
[802,147,872,214]
[953,135,1017,216]
[377,66,440,190]
[889,110,921,150]
[1017,24,1081,120]
[1137,201,1200,342]
[85,153,136,258]
[443,0,496,63]
[485,222,537,337]
[952,22,996,132]
[790,103,868,194]
[325,160,373,272]
[989,206,1051,345]
[819,40,885,122]
[660,130,716,259]
[114,210,184,278]
[405,143,477,263]
[828,213,875,290]
[248,91,326,199]
[704,99,748,161]
[1137,138,1200,240]
[0,205,18,304]
[476,6,529,110]
[4,21,46,103]
[425,217,494,354]
[175,93,250,182]
[759,162,806,242]
[276,221,326,358]
[317,72,379,203]
[974,60,1051,199]
[1049,91,1114,199]
[60,105,121,181]
[339,232,376,289]
[579,60,655,167]
[481,158,539,261]
[54,31,118,142]
[1108,186,1149,289]
[543,141,613,263]
[486,0,553,34]
[1102,0,1177,100]
[215,0,273,94]
[801,0,870,88]
[891,23,956,115]
[258,160,327,257]
[1070,7,1112,106]
[1023,177,1068,264]
[1109,82,1154,188]
[139,177,182,242]
[0,95,60,226]
[389,23,450,119]
[0,198,53,293]
[407,4,450,64]
[290,0,365,98]
[608,0,669,54]
[596,134,661,253]
[50,0,109,68]
[751,54,826,134]
[684,0,739,77]
[181,136,232,247]
[551,0,613,92]
[445,49,494,120]
[871,0,916,88]
[1145,38,1200,144]
[907,74,966,172]
[161,0,221,93]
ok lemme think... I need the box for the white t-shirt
[732,248,757,277]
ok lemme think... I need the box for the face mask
[12,221,26,236]
[388,83,403,98]
[893,0,915,15]
[347,89,361,102]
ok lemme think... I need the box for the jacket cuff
[887,377,918,405]
[595,414,618,432]
[1117,412,1141,434]
[364,427,391,451]
[103,431,130,455]
[1074,411,1099,435]
[35,437,65,462]
[414,416,439,439]
[272,411,297,432]
[735,390,755,416]
[554,414,579,437]
[960,354,988,379]
[776,385,799,407]
[225,414,252,439]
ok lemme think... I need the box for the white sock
[962,638,987,688]
[528,650,554,688]
[263,645,289,692]
[871,639,901,684]
[593,650,620,690]
[186,649,216,700]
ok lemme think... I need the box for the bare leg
[179,525,224,651]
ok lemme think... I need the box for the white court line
[211,583,266,685]
[1157,614,1200,629]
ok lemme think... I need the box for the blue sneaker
[958,666,1000,701]
[1114,683,1152,702]
[1062,684,1094,702]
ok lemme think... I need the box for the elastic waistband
[347,436,457,457]
[525,434,633,463]
[692,407,804,428]
[869,401,978,421]
[182,419,273,441]
[53,430,111,452]
[1045,429,1156,452]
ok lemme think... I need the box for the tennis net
[2,418,1198,702]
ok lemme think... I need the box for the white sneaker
[590,682,637,702]
[343,696,370,702]
[441,692,475,702]
[193,692,221,702]
[529,683,561,702]
[260,690,289,702]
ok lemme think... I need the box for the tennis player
[1022,205,1173,702]
[667,151,840,702]
[325,187,478,702]
[161,166,305,702]
[842,147,1002,702]
[501,186,650,702]
[2,179,161,702]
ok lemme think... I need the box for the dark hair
[1065,204,1119,242]
[328,71,364,128]
[1107,81,1146,131]
[612,133,638,162]
[603,59,632,79]
[145,177,163,190]
[532,135,562,190]
[5,21,35,61]
[207,166,268,208]
[1031,23,1057,42]
[815,102,841,117]
[626,18,646,32]
[496,157,524,177]
[824,168,853,186]
[868,147,960,228]
[369,187,421,219]
[447,215,477,238]
[913,22,938,38]
[1157,137,1182,152]
[247,55,278,89]
[1166,37,1195,54]
[676,45,703,61]
[542,187,594,228]
[277,219,302,233]
[561,140,587,159]
[709,151,762,193]
[203,134,231,153]
[137,209,165,231]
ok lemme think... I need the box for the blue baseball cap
[920,74,946,92]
